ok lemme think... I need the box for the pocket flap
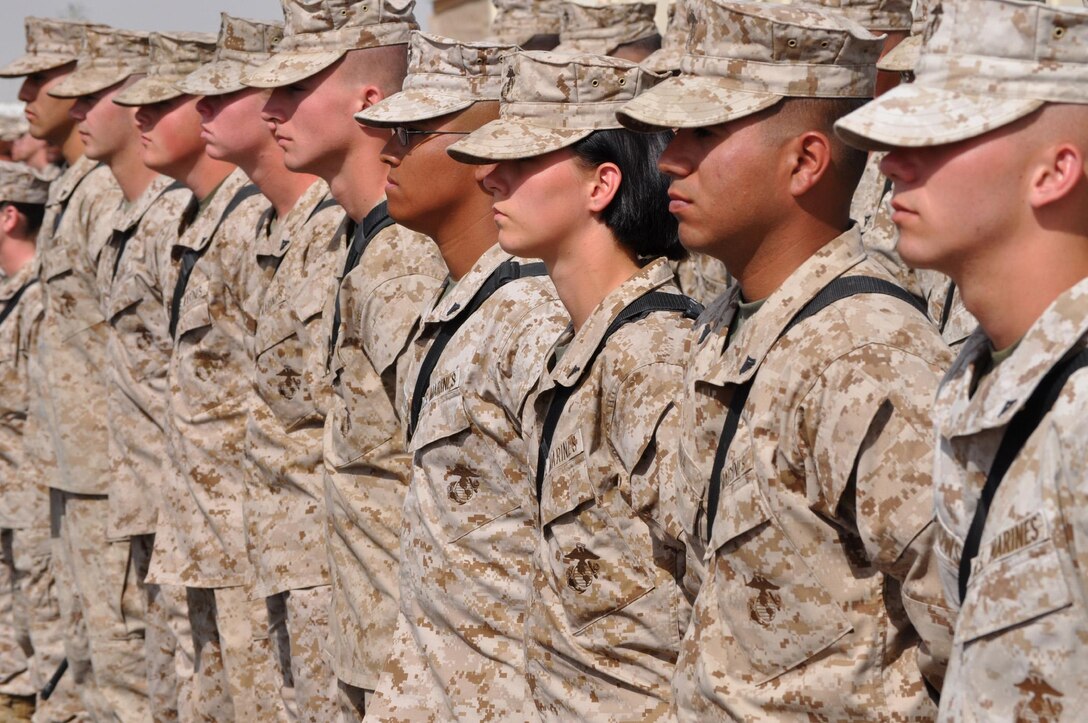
[175,294,212,339]
[409,387,470,452]
[539,429,595,526]
[255,301,300,355]
[707,473,769,553]
[107,275,147,321]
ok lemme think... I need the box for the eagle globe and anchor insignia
[746,574,783,627]
[446,463,481,505]
[565,544,601,594]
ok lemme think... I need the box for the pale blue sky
[2,0,435,102]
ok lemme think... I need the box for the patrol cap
[242,0,418,89]
[618,0,883,131]
[354,31,515,127]
[113,32,218,106]
[48,28,151,99]
[875,0,936,72]
[799,0,912,33]
[641,0,696,73]
[554,0,660,56]
[0,17,104,78]
[0,161,50,204]
[489,0,563,45]
[0,117,28,143]
[836,0,1088,151]
[177,14,284,96]
[448,50,664,163]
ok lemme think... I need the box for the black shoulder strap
[50,163,96,236]
[326,202,396,362]
[957,345,1088,601]
[705,275,928,542]
[534,291,703,500]
[169,184,262,338]
[406,259,548,441]
[0,277,38,328]
[939,280,957,335]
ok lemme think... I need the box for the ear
[586,161,621,214]
[356,84,386,114]
[0,205,18,236]
[1029,143,1085,210]
[786,130,832,197]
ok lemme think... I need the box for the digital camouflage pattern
[0,116,28,143]
[932,278,1088,722]
[876,0,936,72]
[0,17,103,78]
[836,0,1088,150]
[176,13,284,97]
[47,27,151,99]
[149,168,270,589]
[671,253,731,308]
[245,180,345,597]
[448,50,665,162]
[242,0,419,89]
[0,161,48,205]
[354,31,516,127]
[553,0,660,56]
[797,0,912,32]
[489,0,563,44]
[524,259,694,721]
[367,243,568,721]
[642,0,696,74]
[322,218,445,691]
[97,175,193,539]
[618,0,883,131]
[33,156,121,496]
[672,229,954,720]
[113,31,218,107]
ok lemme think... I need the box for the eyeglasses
[391,126,471,148]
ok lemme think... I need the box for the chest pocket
[411,386,520,543]
[255,294,324,428]
[956,516,1072,645]
[541,429,657,638]
[41,249,106,342]
[709,471,853,685]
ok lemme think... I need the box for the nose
[69,97,89,122]
[879,148,916,187]
[475,163,503,195]
[17,78,37,104]
[657,131,694,180]
[195,96,215,122]
[261,90,286,125]
[378,133,404,168]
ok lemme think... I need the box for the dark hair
[771,97,871,190]
[1,201,44,236]
[570,128,684,260]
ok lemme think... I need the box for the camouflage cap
[0,161,50,204]
[618,0,883,131]
[447,50,664,163]
[796,0,912,32]
[48,28,151,99]
[0,17,105,78]
[242,0,419,88]
[0,116,28,143]
[875,0,936,72]
[836,0,1088,151]
[642,0,696,73]
[177,14,284,96]
[553,0,660,56]
[113,32,218,106]
[489,0,563,45]
[355,31,515,127]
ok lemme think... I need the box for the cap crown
[147,32,218,79]
[556,1,659,54]
[23,17,96,61]
[799,0,912,32]
[490,0,563,44]
[0,161,50,205]
[217,14,284,62]
[278,0,417,51]
[79,27,151,72]
[404,31,513,99]
[680,0,882,98]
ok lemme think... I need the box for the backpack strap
[534,291,703,501]
[0,277,38,328]
[169,183,262,339]
[957,345,1088,601]
[705,275,928,542]
[939,280,958,335]
[406,259,548,441]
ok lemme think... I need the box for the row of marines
[0,0,1084,720]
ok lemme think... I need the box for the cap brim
[242,50,345,89]
[835,83,1045,151]
[0,54,77,78]
[876,36,921,73]
[113,76,187,106]
[176,62,250,97]
[617,75,782,131]
[640,48,683,75]
[448,118,593,163]
[49,69,133,98]
[355,89,477,127]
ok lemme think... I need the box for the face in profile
[196,88,275,165]
[19,64,77,144]
[133,95,207,178]
[69,82,139,163]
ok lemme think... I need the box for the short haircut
[1,201,44,236]
[342,44,410,96]
[570,128,684,260]
[768,97,870,190]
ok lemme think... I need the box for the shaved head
[340,44,409,97]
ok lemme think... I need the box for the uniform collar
[254,179,331,259]
[547,257,676,388]
[47,155,100,206]
[174,168,252,254]
[112,174,177,235]
[421,242,512,326]
[938,277,1088,438]
[0,263,35,302]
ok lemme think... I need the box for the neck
[59,127,84,165]
[328,141,388,222]
[732,214,846,301]
[431,202,498,281]
[546,222,640,331]
[108,142,159,202]
[181,154,236,202]
[241,147,319,219]
[0,236,36,277]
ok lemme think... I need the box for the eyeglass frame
[391,126,472,148]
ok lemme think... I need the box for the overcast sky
[2,0,435,103]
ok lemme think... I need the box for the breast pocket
[708,472,853,685]
[540,431,656,637]
[255,298,318,428]
[42,252,106,342]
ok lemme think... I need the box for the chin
[895,232,944,272]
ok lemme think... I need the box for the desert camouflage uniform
[321,215,445,705]
[489,0,563,44]
[671,254,731,308]
[148,167,285,722]
[368,243,568,722]
[525,259,695,721]
[553,0,659,55]
[669,230,953,720]
[931,278,1088,722]
[245,180,346,721]
[97,174,194,723]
